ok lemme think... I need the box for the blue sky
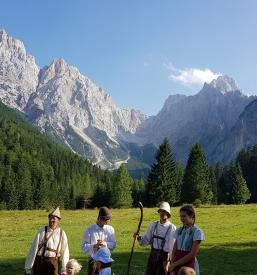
[1,0,257,115]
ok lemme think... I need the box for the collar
[96,223,105,230]
[159,220,171,226]
[48,226,59,232]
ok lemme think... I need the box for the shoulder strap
[160,225,171,250]
[41,226,48,257]
[55,229,63,257]
[37,226,55,256]
[150,221,159,244]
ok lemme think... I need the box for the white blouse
[139,220,176,253]
[25,226,69,273]
[81,223,116,257]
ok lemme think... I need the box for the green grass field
[0,205,257,275]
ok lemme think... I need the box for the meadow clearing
[0,205,257,275]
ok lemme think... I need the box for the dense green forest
[0,101,255,210]
[0,101,114,209]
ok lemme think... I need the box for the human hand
[164,260,170,274]
[133,233,141,240]
[97,240,106,247]
[168,262,176,272]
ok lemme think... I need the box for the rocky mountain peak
[0,30,39,110]
[209,75,241,93]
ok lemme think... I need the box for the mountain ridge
[1,29,257,168]
[0,30,149,169]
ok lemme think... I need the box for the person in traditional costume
[134,202,176,275]
[81,206,116,275]
[25,207,69,275]
[167,204,204,275]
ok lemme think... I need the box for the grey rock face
[212,99,257,163]
[0,30,39,110]
[1,30,257,168]
[136,76,256,164]
[0,30,146,169]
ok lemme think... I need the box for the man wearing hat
[25,207,69,275]
[134,202,176,275]
[81,206,116,275]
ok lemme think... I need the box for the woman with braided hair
[167,204,204,275]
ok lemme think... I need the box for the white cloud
[166,64,221,88]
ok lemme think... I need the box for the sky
[1,0,257,115]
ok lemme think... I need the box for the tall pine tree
[181,144,213,204]
[111,164,133,208]
[147,138,177,206]
[230,164,250,204]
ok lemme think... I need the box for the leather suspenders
[151,222,171,250]
[38,226,63,258]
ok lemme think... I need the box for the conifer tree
[230,164,250,204]
[132,177,146,206]
[147,138,177,206]
[111,164,133,208]
[181,144,213,204]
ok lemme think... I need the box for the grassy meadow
[0,205,257,275]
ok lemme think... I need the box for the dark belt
[37,255,59,260]
[151,248,163,252]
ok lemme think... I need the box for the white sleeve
[81,227,95,256]
[168,225,177,254]
[25,230,40,272]
[139,223,154,246]
[106,227,116,251]
[61,231,69,272]
[193,228,205,241]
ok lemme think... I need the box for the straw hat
[48,206,61,219]
[157,202,171,217]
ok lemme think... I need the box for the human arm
[135,222,154,246]
[168,240,201,272]
[24,230,41,274]
[105,227,116,251]
[81,227,95,256]
[60,231,69,274]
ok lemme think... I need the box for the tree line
[0,101,255,209]
[91,137,253,208]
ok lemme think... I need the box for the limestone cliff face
[1,29,257,167]
[212,99,257,163]
[136,76,256,164]
[0,29,39,110]
[0,30,147,169]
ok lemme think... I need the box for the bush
[193,199,202,208]
[0,201,7,210]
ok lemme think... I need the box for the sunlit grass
[0,205,257,274]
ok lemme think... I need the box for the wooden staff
[126,202,144,275]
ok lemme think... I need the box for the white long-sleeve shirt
[139,220,176,253]
[25,226,69,273]
[81,224,116,258]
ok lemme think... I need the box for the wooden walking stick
[126,201,144,275]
